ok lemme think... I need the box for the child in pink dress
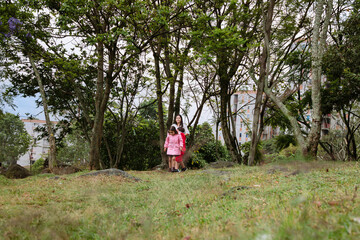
[164,126,183,172]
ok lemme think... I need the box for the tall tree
[47,0,151,169]
[322,0,360,160]
[0,1,59,169]
[260,0,333,157]
[248,0,275,166]
[146,0,193,164]
[191,0,262,163]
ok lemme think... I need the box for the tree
[146,0,194,165]
[248,0,275,166]
[0,112,31,166]
[57,128,90,167]
[0,2,58,169]
[245,0,315,165]
[34,0,151,170]
[321,0,360,160]
[191,0,262,163]
[261,0,333,157]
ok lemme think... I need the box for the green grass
[1,161,360,239]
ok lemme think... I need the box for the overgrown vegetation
[187,122,230,169]
[1,161,360,239]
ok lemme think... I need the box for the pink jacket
[164,134,183,155]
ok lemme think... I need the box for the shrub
[240,141,263,165]
[279,144,298,157]
[30,158,45,174]
[187,151,207,169]
[187,122,230,169]
[262,138,277,154]
[197,140,230,163]
[274,135,297,152]
[262,135,297,154]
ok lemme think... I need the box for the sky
[3,94,214,124]
[3,95,50,120]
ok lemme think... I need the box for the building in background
[217,90,279,144]
[17,119,57,166]
[216,87,343,145]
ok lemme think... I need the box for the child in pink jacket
[164,126,183,172]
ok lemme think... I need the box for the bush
[265,144,309,163]
[262,135,297,154]
[279,144,298,157]
[274,135,297,152]
[197,140,230,163]
[101,117,161,171]
[240,141,263,165]
[187,151,207,169]
[187,122,230,169]
[56,129,90,167]
[30,158,45,174]
[262,138,277,154]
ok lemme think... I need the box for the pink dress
[164,134,183,156]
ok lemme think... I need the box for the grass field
[1,160,360,240]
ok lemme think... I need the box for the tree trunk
[306,0,333,157]
[164,47,176,130]
[174,68,184,117]
[89,40,108,170]
[220,81,241,163]
[113,122,127,168]
[28,54,57,170]
[264,87,307,152]
[249,0,275,166]
[152,43,167,165]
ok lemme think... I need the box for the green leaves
[0,113,31,166]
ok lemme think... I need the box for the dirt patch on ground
[205,161,238,169]
[79,168,142,182]
[266,160,336,176]
[41,165,82,175]
[4,164,31,179]
[52,165,82,175]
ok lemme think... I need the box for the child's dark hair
[169,126,178,134]
[178,127,185,133]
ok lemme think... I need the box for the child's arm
[179,134,183,151]
[164,136,169,149]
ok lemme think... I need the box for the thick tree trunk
[89,41,112,170]
[305,0,324,157]
[220,83,241,163]
[249,0,275,166]
[306,0,333,157]
[28,54,57,170]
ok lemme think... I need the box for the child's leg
[171,156,176,169]
[168,156,172,171]
[180,161,185,168]
[179,151,186,169]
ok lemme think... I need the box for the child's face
[176,116,181,124]
[169,131,175,136]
